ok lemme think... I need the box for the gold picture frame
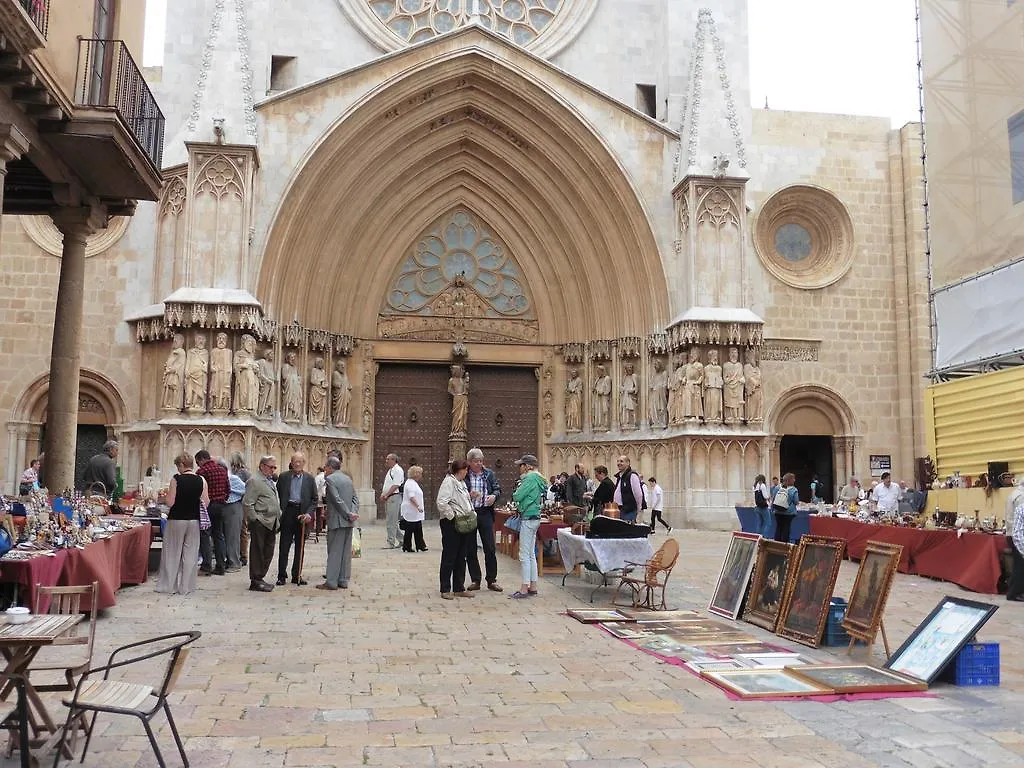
[788,664,927,694]
[842,542,902,649]
[776,535,845,648]
[698,668,834,699]
[743,539,797,632]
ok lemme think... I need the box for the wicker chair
[52,631,200,768]
[612,538,680,610]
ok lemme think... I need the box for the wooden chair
[29,582,99,693]
[53,631,200,768]
[0,673,32,768]
[612,538,680,611]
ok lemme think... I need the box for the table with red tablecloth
[810,517,1005,594]
[494,510,571,575]
[0,524,152,612]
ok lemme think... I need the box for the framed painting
[685,659,750,674]
[698,668,833,699]
[625,610,701,621]
[737,653,808,669]
[599,622,649,639]
[687,641,784,656]
[842,542,903,641]
[743,539,797,632]
[708,532,761,619]
[789,665,927,694]
[776,535,845,648]
[884,596,999,683]
[567,609,630,623]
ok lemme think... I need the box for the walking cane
[297,517,307,582]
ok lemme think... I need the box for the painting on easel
[842,542,902,655]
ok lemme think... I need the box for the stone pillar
[41,207,104,493]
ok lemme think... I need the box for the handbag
[351,527,362,558]
[452,506,478,534]
[505,513,522,533]
[199,500,211,531]
[772,487,790,510]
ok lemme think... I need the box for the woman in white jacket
[401,465,427,552]
[436,459,475,600]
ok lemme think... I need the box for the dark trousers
[774,512,794,544]
[467,507,498,584]
[248,521,277,583]
[278,505,306,581]
[439,518,472,594]
[402,521,427,552]
[199,502,227,572]
[1008,536,1024,599]
[650,509,670,530]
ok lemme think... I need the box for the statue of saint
[281,351,303,422]
[593,364,612,431]
[184,333,209,413]
[209,332,233,412]
[743,349,764,423]
[703,349,724,424]
[620,363,639,430]
[256,348,276,419]
[331,359,352,427]
[649,358,669,428]
[723,347,745,424]
[161,333,186,411]
[308,357,328,425]
[683,347,704,421]
[669,355,686,425]
[448,365,469,438]
[233,334,259,413]
[565,368,583,432]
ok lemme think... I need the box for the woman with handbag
[752,474,771,538]
[510,454,546,599]
[772,472,799,544]
[436,459,476,600]
[157,453,209,595]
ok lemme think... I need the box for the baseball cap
[514,454,539,466]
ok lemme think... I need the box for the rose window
[367,0,563,46]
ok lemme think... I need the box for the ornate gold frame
[776,535,845,648]
[743,539,796,632]
[841,542,903,644]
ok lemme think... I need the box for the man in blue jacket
[465,448,503,592]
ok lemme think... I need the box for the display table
[810,517,1005,594]
[734,505,813,542]
[0,524,152,612]
[556,528,654,601]
[494,510,571,576]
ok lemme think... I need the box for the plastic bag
[351,527,361,559]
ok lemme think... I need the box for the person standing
[566,464,588,509]
[19,458,40,496]
[647,477,671,532]
[1006,480,1024,601]
[196,450,229,576]
[221,458,245,572]
[510,455,546,599]
[585,466,615,516]
[773,472,798,543]
[156,454,208,595]
[82,440,118,496]
[230,453,250,566]
[810,474,822,504]
[871,472,900,517]
[242,455,281,592]
[275,452,317,586]
[437,459,475,600]
[379,453,405,549]
[752,474,771,537]
[316,456,359,591]
[465,448,503,592]
[612,455,645,523]
[401,465,427,552]
[838,477,860,506]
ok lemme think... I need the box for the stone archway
[6,370,127,493]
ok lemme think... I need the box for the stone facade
[0,1,932,528]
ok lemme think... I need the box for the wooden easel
[846,618,891,658]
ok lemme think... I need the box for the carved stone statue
[669,355,686,426]
[743,348,764,423]
[703,349,724,424]
[161,333,186,411]
[184,333,209,413]
[331,359,352,427]
[256,348,276,419]
[281,351,303,422]
[209,332,233,412]
[620,363,639,430]
[593,364,612,431]
[723,346,745,424]
[565,368,583,432]
[308,357,328,425]
[683,347,704,421]
[448,365,469,438]
[649,358,668,429]
[233,334,259,413]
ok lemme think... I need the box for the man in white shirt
[379,453,405,549]
[646,477,671,533]
[1007,480,1024,601]
[871,472,900,516]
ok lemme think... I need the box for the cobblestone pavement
[8,527,1023,767]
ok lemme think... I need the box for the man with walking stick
[275,452,317,586]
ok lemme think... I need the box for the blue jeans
[519,517,542,585]
[621,509,638,523]
[756,506,772,537]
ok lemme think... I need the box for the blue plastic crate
[941,643,999,686]
[820,598,850,645]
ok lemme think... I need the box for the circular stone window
[753,185,855,290]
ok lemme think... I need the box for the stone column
[41,207,104,493]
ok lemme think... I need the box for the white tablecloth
[556,528,655,575]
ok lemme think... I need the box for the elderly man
[276,452,317,586]
[1006,480,1024,602]
[379,453,405,549]
[566,464,588,509]
[82,440,118,496]
[871,472,900,516]
[465,448,503,592]
[317,456,359,591]
[612,455,645,523]
[838,477,860,505]
[242,455,282,592]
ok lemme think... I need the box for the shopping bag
[351,527,362,559]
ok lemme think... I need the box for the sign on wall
[870,454,892,478]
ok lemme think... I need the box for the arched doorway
[767,385,858,503]
[7,370,127,493]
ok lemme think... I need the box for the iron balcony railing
[17,0,47,38]
[75,38,165,170]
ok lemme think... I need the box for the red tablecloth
[0,524,152,612]
[495,510,570,542]
[810,517,1004,594]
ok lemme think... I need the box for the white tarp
[933,259,1024,371]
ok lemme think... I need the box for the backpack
[754,488,768,508]
[773,487,790,510]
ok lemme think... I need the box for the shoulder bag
[772,487,790,510]
[453,506,478,534]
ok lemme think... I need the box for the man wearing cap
[510,455,546,599]
[465,448,503,592]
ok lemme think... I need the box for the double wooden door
[373,363,538,518]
